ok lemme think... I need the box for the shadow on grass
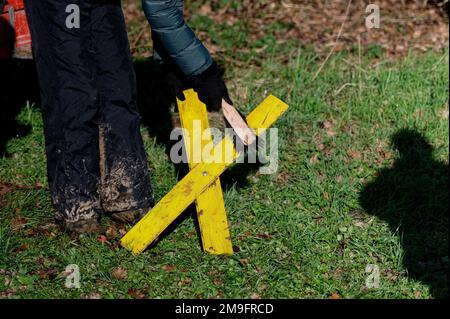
[360,128,449,298]
[0,58,39,156]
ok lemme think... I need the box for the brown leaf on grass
[198,4,212,16]
[333,268,344,277]
[347,149,362,160]
[330,292,341,299]
[256,233,273,239]
[213,278,223,286]
[162,265,176,272]
[319,120,338,137]
[12,243,29,254]
[18,285,27,292]
[238,231,252,241]
[382,268,405,282]
[128,288,147,299]
[97,235,109,243]
[0,182,13,196]
[118,228,127,237]
[112,267,127,281]
[354,221,369,228]
[38,269,58,280]
[235,86,248,102]
[317,143,326,151]
[276,171,291,184]
[10,217,28,232]
[38,223,59,237]
[250,293,261,299]
[326,130,337,137]
[87,293,102,299]
[4,276,12,286]
[204,42,223,55]
[320,120,332,129]
[35,181,45,188]
[0,289,17,298]
[179,278,192,286]
[105,226,117,239]
[26,228,39,237]
[254,267,263,275]
[309,154,320,164]
[239,258,250,266]
[439,105,449,119]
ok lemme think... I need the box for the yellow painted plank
[246,95,289,135]
[177,90,233,255]
[121,137,238,254]
[121,94,288,254]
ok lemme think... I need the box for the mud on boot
[110,207,149,225]
[59,218,104,238]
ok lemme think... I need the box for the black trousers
[24,0,153,223]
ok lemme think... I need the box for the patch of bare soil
[124,0,449,59]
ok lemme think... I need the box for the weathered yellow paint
[121,93,289,254]
[246,95,289,135]
[177,90,233,255]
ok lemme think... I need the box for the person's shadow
[360,128,449,298]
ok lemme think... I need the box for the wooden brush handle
[222,100,256,146]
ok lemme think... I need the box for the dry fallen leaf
[239,258,250,266]
[330,292,341,299]
[87,293,102,299]
[97,235,109,243]
[309,154,320,164]
[198,4,212,16]
[354,220,369,228]
[112,267,127,280]
[439,106,449,120]
[13,243,29,253]
[0,182,13,196]
[38,269,58,280]
[213,278,223,286]
[250,293,261,299]
[128,288,147,299]
[10,217,28,232]
[256,233,273,239]
[347,149,362,160]
[118,228,127,236]
[162,265,176,272]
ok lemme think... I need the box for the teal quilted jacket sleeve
[142,0,213,76]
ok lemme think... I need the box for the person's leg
[91,0,154,222]
[24,0,102,232]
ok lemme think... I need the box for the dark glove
[188,62,233,112]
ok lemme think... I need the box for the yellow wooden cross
[120,90,288,255]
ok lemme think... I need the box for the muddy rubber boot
[61,219,104,238]
[111,207,149,225]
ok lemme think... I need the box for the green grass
[0,8,448,299]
